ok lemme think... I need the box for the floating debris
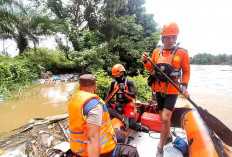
[0,114,69,157]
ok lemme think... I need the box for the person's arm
[141,49,158,71]
[181,50,190,98]
[87,123,100,157]
[84,101,103,157]
[124,79,136,98]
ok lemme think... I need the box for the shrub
[24,47,75,74]
[128,71,152,103]
[0,55,40,98]
[93,69,112,99]
[93,69,151,103]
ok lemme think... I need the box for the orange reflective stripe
[158,58,173,61]
[106,91,114,102]
[125,93,134,100]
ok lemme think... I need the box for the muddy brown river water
[0,65,232,134]
[0,82,76,134]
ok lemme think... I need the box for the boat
[0,101,231,157]
[112,101,232,157]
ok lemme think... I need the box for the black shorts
[156,92,178,111]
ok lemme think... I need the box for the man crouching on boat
[141,22,190,157]
[68,74,139,157]
[105,64,149,133]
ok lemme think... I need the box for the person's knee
[114,128,126,143]
[161,109,172,124]
[129,117,137,130]
[161,115,170,124]
[107,108,117,119]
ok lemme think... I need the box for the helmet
[161,22,179,36]
[112,64,126,76]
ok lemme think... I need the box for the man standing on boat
[68,74,139,157]
[105,64,149,133]
[141,22,190,157]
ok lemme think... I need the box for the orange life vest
[144,46,190,94]
[68,91,117,156]
[156,46,182,82]
[155,47,182,96]
[113,79,134,101]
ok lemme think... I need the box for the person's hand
[181,86,189,98]
[119,83,125,92]
[141,52,149,62]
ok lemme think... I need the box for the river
[0,82,77,134]
[177,65,232,132]
[0,65,232,135]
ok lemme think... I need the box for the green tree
[0,0,51,54]
[218,54,227,64]
[98,0,159,74]
[36,0,104,52]
[191,53,231,65]
[192,53,213,65]
[72,44,120,73]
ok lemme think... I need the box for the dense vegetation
[0,55,39,98]
[190,53,232,65]
[0,0,231,99]
[1,0,159,74]
[0,0,158,99]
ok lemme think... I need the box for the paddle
[147,58,232,146]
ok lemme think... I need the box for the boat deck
[127,127,187,157]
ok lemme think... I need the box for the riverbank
[36,73,79,84]
[0,114,69,157]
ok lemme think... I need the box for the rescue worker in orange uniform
[68,74,139,157]
[105,64,149,133]
[141,22,190,157]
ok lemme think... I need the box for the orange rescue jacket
[144,47,190,94]
[68,90,117,156]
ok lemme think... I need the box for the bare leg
[158,108,172,148]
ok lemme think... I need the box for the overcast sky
[144,0,232,56]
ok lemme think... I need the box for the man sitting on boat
[105,64,149,133]
[68,74,139,157]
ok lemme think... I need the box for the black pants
[107,107,139,131]
[156,92,178,111]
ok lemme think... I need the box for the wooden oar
[147,58,232,146]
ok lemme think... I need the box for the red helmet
[161,22,179,36]
[112,64,126,76]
